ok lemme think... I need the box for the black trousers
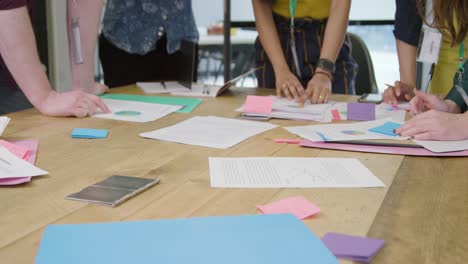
[99,34,198,88]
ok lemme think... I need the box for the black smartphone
[358,93,382,104]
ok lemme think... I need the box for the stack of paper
[93,99,182,122]
[284,119,407,142]
[100,94,202,113]
[140,116,278,149]
[239,96,332,122]
[137,81,190,94]
[0,116,10,137]
[322,232,385,263]
[36,214,339,264]
[209,157,384,188]
[0,141,47,182]
[0,140,41,185]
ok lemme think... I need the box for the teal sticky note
[71,128,108,139]
[36,214,338,264]
[368,122,402,136]
[100,94,202,113]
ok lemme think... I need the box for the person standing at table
[383,0,460,105]
[396,0,468,140]
[99,0,199,88]
[252,0,357,104]
[0,0,109,116]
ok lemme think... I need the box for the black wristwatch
[317,58,336,75]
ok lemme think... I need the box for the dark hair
[417,0,468,46]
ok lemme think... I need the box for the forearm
[252,0,289,74]
[319,0,351,64]
[67,0,103,93]
[0,7,53,110]
[396,39,417,87]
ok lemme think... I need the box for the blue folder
[36,214,338,264]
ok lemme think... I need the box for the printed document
[209,157,384,188]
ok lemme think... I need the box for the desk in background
[0,86,467,264]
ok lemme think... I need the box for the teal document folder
[36,214,338,264]
[100,94,202,113]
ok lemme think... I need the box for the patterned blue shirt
[102,0,199,55]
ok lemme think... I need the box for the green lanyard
[458,42,465,78]
[289,0,298,28]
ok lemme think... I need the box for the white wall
[193,0,396,27]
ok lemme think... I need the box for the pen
[273,139,302,144]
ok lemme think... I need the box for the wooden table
[0,86,466,264]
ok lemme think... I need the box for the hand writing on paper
[383,81,415,105]
[300,72,331,104]
[408,90,451,115]
[39,90,111,117]
[275,70,305,100]
[396,110,468,140]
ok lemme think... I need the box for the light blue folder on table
[35,214,338,264]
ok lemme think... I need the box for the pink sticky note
[257,196,320,220]
[243,95,274,114]
[0,140,39,186]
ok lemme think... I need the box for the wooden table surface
[0,86,466,264]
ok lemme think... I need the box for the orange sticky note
[243,96,274,114]
[257,196,320,220]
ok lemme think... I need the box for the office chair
[347,32,378,95]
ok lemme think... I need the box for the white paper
[170,83,223,97]
[137,82,190,94]
[413,139,468,153]
[0,116,10,137]
[238,97,332,122]
[93,99,182,123]
[284,119,407,142]
[209,157,384,188]
[0,147,48,179]
[139,116,278,149]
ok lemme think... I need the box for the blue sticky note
[36,214,338,264]
[347,103,376,121]
[71,128,108,139]
[368,122,402,136]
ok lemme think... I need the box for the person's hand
[382,81,415,105]
[300,72,331,104]
[275,70,304,100]
[72,82,109,95]
[93,82,109,95]
[38,90,111,117]
[408,90,450,115]
[396,110,468,140]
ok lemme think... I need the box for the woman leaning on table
[252,0,357,104]
[0,0,109,117]
[396,0,468,140]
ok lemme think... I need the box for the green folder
[100,94,202,113]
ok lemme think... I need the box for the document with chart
[209,157,384,188]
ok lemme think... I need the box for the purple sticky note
[322,232,385,263]
[347,103,376,121]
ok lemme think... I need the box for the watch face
[318,59,335,74]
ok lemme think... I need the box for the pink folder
[299,140,468,157]
[0,140,39,185]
